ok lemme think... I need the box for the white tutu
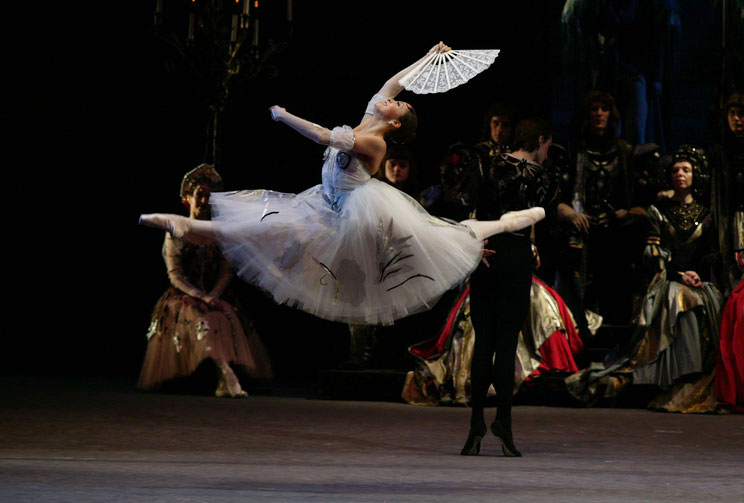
[210,127,484,325]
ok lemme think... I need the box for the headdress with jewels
[665,145,709,200]
[180,164,223,205]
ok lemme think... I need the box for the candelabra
[152,0,291,168]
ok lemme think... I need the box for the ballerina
[141,42,545,326]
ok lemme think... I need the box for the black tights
[468,233,532,430]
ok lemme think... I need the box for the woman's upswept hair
[386,106,418,144]
[512,118,552,152]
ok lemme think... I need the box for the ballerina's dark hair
[386,105,418,144]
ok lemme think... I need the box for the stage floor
[1,377,742,502]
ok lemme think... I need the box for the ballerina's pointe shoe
[501,207,545,223]
[499,207,545,233]
[139,213,191,239]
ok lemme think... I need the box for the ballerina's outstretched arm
[269,106,387,164]
[265,41,450,147]
[269,106,332,146]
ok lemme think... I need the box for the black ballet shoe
[460,423,487,456]
[490,419,522,457]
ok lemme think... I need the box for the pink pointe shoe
[139,213,192,239]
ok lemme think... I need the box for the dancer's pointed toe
[139,213,166,229]
[490,419,522,457]
[138,213,190,239]
[460,423,487,456]
[499,207,546,233]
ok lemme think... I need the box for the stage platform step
[318,369,408,402]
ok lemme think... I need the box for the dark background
[4,1,724,382]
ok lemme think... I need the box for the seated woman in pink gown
[138,164,273,397]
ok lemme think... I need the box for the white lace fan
[399,49,500,94]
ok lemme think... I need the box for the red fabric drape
[715,281,744,413]
[409,286,470,360]
[528,277,584,378]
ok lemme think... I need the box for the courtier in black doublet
[558,136,651,334]
[462,138,557,457]
[473,153,559,220]
[475,138,512,160]
[573,141,633,220]
[710,122,744,288]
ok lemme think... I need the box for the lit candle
[188,13,195,40]
[253,18,259,46]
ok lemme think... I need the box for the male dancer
[462,118,558,457]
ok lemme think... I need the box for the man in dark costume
[711,93,744,413]
[711,93,744,292]
[556,90,655,344]
[460,118,558,457]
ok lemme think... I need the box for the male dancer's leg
[469,233,532,456]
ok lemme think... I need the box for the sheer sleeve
[330,126,355,152]
[162,234,205,299]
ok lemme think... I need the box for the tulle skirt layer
[137,288,273,390]
[210,179,483,325]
